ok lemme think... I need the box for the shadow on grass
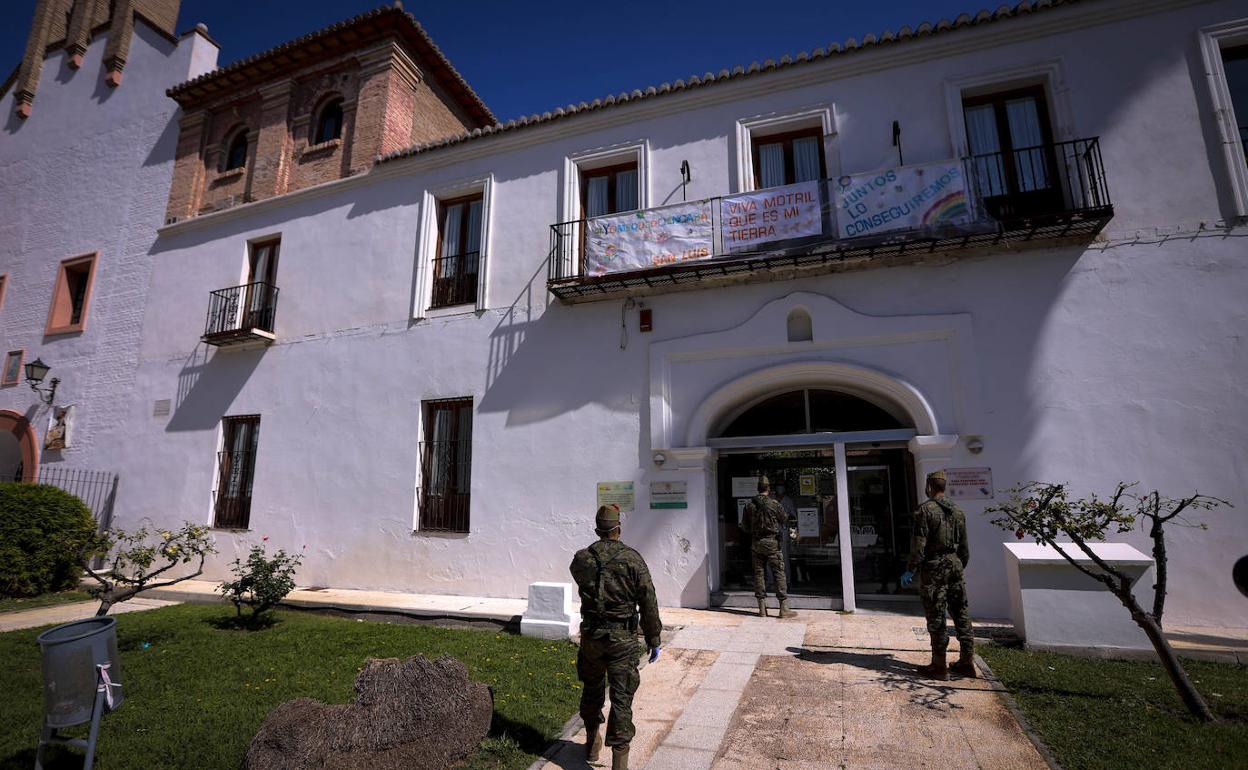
[489,709,558,758]
[202,613,281,632]
[0,744,86,770]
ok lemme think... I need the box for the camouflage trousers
[919,554,973,657]
[752,537,788,601]
[577,629,643,747]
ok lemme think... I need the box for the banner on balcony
[584,201,713,276]
[835,160,971,238]
[720,180,823,253]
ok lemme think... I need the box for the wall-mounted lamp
[679,160,692,201]
[891,120,903,166]
[24,358,59,405]
[652,451,667,467]
[965,436,984,455]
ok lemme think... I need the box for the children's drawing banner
[835,160,972,238]
[584,201,713,276]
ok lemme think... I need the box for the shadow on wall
[166,344,266,432]
[478,252,644,427]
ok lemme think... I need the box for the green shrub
[0,483,98,598]
[219,543,302,627]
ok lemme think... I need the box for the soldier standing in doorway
[901,470,976,680]
[570,504,663,770]
[743,476,797,618]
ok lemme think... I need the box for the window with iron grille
[214,415,260,529]
[419,399,472,533]
[431,195,482,309]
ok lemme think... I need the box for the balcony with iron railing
[202,282,279,347]
[548,137,1112,302]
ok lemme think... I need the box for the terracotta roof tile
[377,0,1084,165]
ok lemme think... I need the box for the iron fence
[418,439,471,533]
[204,282,279,338]
[430,252,479,308]
[13,466,119,533]
[964,137,1110,223]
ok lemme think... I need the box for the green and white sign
[650,481,688,509]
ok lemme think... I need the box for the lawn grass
[979,643,1247,770]
[0,604,580,770]
[0,591,93,613]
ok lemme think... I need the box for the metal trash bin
[35,616,123,769]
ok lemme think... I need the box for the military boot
[612,745,630,770]
[950,653,978,678]
[585,725,603,762]
[916,649,948,680]
[777,599,797,619]
[757,598,768,617]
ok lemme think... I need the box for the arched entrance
[683,362,957,611]
[711,388,923,610]
[0,410,38,482]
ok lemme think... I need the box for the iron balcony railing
[547,137,1111,298]
[964,137,1111,224]
[430,252,479,309]
[418,439,471,533]
[204,282,279,340]
[13,466,119,532]
[213,449,256,529]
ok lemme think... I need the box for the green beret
[595,504,621,529]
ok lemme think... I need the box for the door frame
[709,428,915,611]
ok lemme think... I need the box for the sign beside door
[946,467,993,500]
[650,481,688,509]
[731,476,759,498]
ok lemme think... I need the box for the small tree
[83,523,216,616]
[218,542,302,627]
[985,482,1229,723]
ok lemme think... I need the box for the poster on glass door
[834,159,972,239]
[584,200,713,276]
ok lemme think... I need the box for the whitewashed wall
[0,25,217,470]
[120,0,1247,625]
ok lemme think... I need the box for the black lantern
[24,358,58,404]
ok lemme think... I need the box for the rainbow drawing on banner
[921,191,969,226]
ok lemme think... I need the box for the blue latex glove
[648,646,661,663]
[900,570,914,587]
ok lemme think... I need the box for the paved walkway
[0,597,179,632]
[539,608,1047,770]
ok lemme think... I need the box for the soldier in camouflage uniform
[742,476,797,619]
[902,470,976,680]
[569,504,663,770]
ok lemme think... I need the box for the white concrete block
[520,582,576,640]
[1004,542,1155,654]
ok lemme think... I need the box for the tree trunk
[1115,587,1215,722]
[94,600,113,616]
[1150,517,1168,626]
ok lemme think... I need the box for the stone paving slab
[0,597,178,632]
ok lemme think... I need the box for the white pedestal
[520,582,576,640]
[1004,542,1155,656]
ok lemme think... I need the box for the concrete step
[712,591,842,610]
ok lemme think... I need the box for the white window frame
[942,59,1074,159]
[414,173,494,319]
[554,141,649,278]
[734,104,837,193]
[1200,19,1248,218]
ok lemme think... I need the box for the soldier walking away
[901,470,976,680]
[570,504,663,770]
[742,476,797,619]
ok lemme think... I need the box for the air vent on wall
[152,399,171,417]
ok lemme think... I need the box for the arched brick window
[223,127,249,171]
[313,97,344,145]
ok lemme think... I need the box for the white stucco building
[0,1,216,504]
[5,0,1248,627]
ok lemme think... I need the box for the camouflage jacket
[906,496,969,572]
[743,494,791,539]
[569,539,663,648]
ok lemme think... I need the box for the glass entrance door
[717,449,842,597]
[847,446,919,600]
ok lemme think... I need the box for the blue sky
[3,0,980,121]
